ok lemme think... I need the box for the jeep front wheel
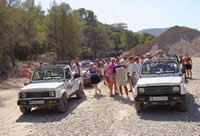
[57,94,68,113]
[177,100,188,112]
[135,102,144,112]
[19,106,31,114]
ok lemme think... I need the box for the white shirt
[136,63,142,75]
[73,63,82,75]
[127,63,132,73]
[144,58,151,62]
[130,63,140,79]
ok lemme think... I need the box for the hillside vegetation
[137,28,168,36]
[0,0,155,73]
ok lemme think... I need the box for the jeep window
[32,68,64,80]
[82,62,90,69]
[142,61,179,75]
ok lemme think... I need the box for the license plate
[149,96,168,101]
[29,100,44,104]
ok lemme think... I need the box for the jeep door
[64,68,74,96]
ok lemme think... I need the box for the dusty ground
[1,58,200,136]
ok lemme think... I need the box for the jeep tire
[19,106,31,114]
[76,85,85,99]
[135,102,144,112]
[57,94,68,113]
[177,97,188,112]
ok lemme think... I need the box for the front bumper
[17,99,62,107]
[135,94,186,103]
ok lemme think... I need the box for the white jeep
[17,64,85,114]
[134,58,187,112]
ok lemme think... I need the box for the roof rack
[34,64,68,71]
[145,58,178,63]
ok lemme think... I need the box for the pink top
[108,64,115,74]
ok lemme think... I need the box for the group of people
[179,55,193,79]
[84,55,144,98]
[83,50,193,98]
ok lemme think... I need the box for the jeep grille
[140,86,179,95]
[21,92,51,98]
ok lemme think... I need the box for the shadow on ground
[113,95,133,106]
[138,93,200,122]
[94,94,106,100]
[16,97,87,123]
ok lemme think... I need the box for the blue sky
[35,0,200,32]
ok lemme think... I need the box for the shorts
[90,75,100,84]
[116,79,127,87]
[182,67,186,73]
[108,74,114,82]
[131,78,138,86]
[185,64,192,70]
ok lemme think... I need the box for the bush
[14,45,30,61]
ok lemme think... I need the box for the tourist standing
[179,56,186,78]
[185,55,192,79]
[130,57,140,90]
[107,58,118,96]
[84,63,101,95]
[128,57,134,92]
[20,65,32,86]
[72,58,82,77]
[113,59,129,98]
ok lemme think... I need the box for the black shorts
[182,67,186,73]
[185,64,192,70]
[91,75,100,84]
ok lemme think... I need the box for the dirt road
[1,58,200,136]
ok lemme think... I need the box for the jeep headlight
[138,88,145,93]
[20,92,27,98]
[172,87,180,92]
[49,91,55,97]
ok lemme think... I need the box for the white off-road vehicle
[134,58,187,112]
[17,64,85,114]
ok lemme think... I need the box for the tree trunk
[9,38,15,66]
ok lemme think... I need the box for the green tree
[47,2,82,60]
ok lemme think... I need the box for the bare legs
[128,79,133,92]
[108,81,114,96]
[93,84,101,95]
[186,69,192,79]
[189,69,192,79]
[119,86,129,97]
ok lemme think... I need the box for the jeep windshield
[32,68,64,81]
[81,62,90,69]
[142,61,179,75]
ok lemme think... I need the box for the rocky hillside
[122,26,200,57]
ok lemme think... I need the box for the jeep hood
[20,82,64,92]
[137,76,182,87]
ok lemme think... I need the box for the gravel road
[1,58,200,136]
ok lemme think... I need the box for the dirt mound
[37,52,57,63]
[122,26,200,57]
